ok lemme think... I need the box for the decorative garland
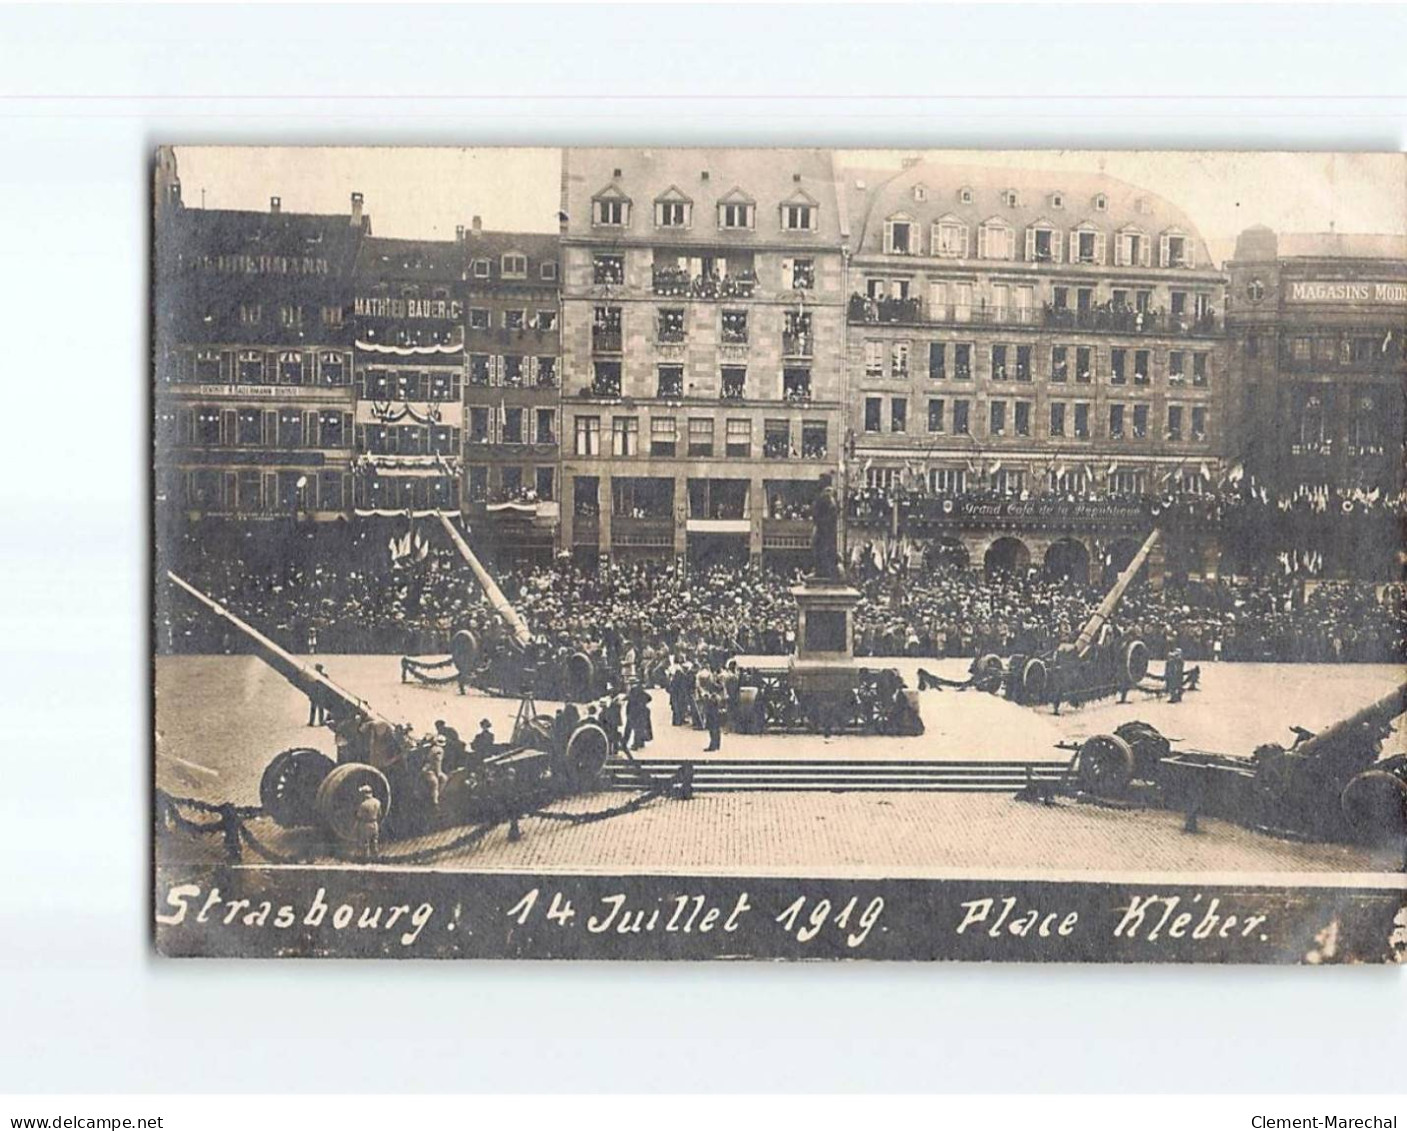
[370,399,444,425]
[355,339,462,357]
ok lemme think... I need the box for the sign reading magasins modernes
[1286,280,1407,303]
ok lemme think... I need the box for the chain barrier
[156,773,676,867]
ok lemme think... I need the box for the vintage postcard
[153,146,1407,961]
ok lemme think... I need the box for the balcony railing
[592,328,622,353]
[847,293,1222,336]
[782,332,814,358]
[652,268,758,300]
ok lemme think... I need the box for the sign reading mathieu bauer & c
[1287,281,1407,303]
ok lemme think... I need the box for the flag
[1200,461,1211,481]
[1383,328,1394,353]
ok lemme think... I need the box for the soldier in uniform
[702,669,723,753]
[1165,648,1185,703]
[434,719,467,771]
[354,784,382,861]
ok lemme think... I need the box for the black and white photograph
[150,144,1407,963]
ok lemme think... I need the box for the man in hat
[354,784,382,861]
[434,719,467,772]
[307,664,330,726]
[470,719,497,764]
[420,735,448,807]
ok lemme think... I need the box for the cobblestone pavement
[155,656,1406,877]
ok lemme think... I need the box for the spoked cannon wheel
[973,654,1004,694]
[313,762,392,847]
[1019,657,1048,704]
[560,721,612,789]
[259,747,336,828]
[1075,734,1135,798]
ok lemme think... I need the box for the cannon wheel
[736,686,761,734]
[565,652,597,702]
[1113,721,1169,781]
[1122,639,1150,685]
[1020,657,1049,705]
[314,762,392,846]
[1340,770,1407,844]
[560,720,612,789]
[259,747,335,828]
[1076,734,1135,798]
[974,654,1004,694]
[449,630,479,679]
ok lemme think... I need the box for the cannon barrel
[165,571,391,730]
[1294,682,1407,762]
[1073,527,1161,658]
[437,513,533,651]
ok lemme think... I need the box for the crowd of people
[159,518,1407,671]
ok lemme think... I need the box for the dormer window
[1026,222,1061,263]
[717,191,756,230]
[1116,226,1150,267]
[912,183,928,203]
[501,253,527,279]
[1001,189,1020,208]
[885,213,916,255]
[592,185,632,227]
[654,187,692,229]
[1051,192,1064,209]
[781,202,815,231]
[1069,223,1105,265]
[1161,230,1193,268]
[471,259,490,279]
[1093,193,1108,212]
[540,261,558,281]
[933,216,969,258]
[958,186,974,205]
[978,218,1014,260]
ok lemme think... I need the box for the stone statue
[810,473,842,581]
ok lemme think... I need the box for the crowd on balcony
[652,266,759,299]
[160,520,1406,668]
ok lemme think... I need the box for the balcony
[1042,305,1220,336]
[651,267,758,300]
[782,331,814,358]
[592,328,622,353]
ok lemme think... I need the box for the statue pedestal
[788,580,864,695]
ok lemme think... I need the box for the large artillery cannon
[965,528,1199,711]
[1063,681,1407,845]
[400,513,609,702]
[166,572,619,855]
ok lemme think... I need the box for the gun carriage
[961,528,1200,710]
[167,572,617,854]
[1061,682,1407,845]
[400,513,610,702]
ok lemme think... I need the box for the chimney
[270,196,281,213]
[455,224,465,241]
[471,215,482,234]
[350,191,364,227]
[901,155,921,169]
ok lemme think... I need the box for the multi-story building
[558,148,848,568]
[1224,226,1406,501]
[842,160,1229,580]
[155,177,366,526]
[350,236,465,515]
[459,219,562,564]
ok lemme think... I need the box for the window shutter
[1025,227,1036,261]
[1115,234,1126,267]
[264,410,277,445]
[1140,238,1152,268]
[1160,234,1171,268]
[1094,231,1106,266]
[177,409,193,443]
[341,413,352,447]
[1183,240,1195,268]
[781,258,793,289]
[1068,230,1079,262]
[220,410,235,445]
[1051,230,1063,263]
[305,411,316,447]
[356,424,366,452]
[977,225,987,259]
[527,356,538,383]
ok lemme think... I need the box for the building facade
[841,160,1229,580]
[350,235,464,515]
[155,186,366,526]
[1224,227,1406,500]
[460,220,562,564]
[558,148,848,568]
